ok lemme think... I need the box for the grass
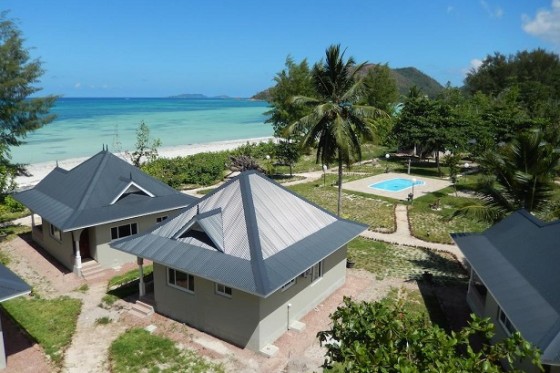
[0,224,31,244]
[288,175,395,231]
[95,316,112,325]
[348,237,468,284]
[2,295,81,366]
[74,284,89,293]
[408,188,490,244]
[107,264,153,289]
[110,328,224,373]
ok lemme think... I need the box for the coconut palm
[287,45,387,216]
[454,128,560,222]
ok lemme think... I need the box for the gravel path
[62,282,127,373]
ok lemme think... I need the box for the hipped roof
[452,210,560,365]
[112,171,367,298]
[0,264,31,302]
[14,150,196,231]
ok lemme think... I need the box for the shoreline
[15,136,275,190]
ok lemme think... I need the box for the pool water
[369,178,425,192]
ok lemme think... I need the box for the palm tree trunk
[337,154,343,216]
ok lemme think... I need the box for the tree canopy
[265,56,315,139]
[287,44,386,215]
[318,297,542,373]
[464,49,560,123]
[0,12,57,193]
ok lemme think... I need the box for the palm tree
[287,45,387,215]
[455,128,560,222]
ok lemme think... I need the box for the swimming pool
[369,178,425,192]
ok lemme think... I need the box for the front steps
[129,300,154,318]
[80,260,108,281]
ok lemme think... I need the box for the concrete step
[81,261,108,281]
[129,300,154,318]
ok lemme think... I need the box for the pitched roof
[0,264,31,302]
[14,150,197,231]
[111,171,367,298]
[452,210,560,364]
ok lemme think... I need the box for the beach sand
[15,136,275,190]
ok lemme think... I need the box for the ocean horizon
[12,97,273,164]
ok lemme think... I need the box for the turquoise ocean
[11,97,272,165]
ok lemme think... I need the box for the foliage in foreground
[318,298,542,373]
[2,296,81,365]
[110,328,224,373]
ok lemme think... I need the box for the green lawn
[348,237,468,284]
[288,176,395,231]
[408,188,490,244]
[2,296,81,366]
[107,264,153,290]
[110,328,224,373]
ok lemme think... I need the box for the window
[311,261,323,283]
[156,216,168,223]
[280,278,296,292]
[110,223,138,240]
[168,268,194,293]
[50,223,62,241]
[215,283,232,297]
[498,307,516,335]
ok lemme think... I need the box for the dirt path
[62,282,127,373]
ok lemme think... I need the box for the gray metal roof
[112,171,367,298]
[13,150,197,231]
[0,263,31,302]
[452,210,560,364]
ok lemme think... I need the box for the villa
[111,170,367,354]
[452,210,560,372]
[13,149,196,276]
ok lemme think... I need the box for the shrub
[142,151,228,188]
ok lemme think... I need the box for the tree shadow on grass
[407,248,473,335]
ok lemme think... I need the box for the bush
[142,151,228,188]
[3,195,25,212]
[231,140,277,159]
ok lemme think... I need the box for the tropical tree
[318,297,542,372]
[455,128,560,222]
[362,63,399,114]
[464,48,560,123]
[128,121,161,167]
[265,56,315,139]
[0,12,57,193]
[287,45,387,215]
[393,87,468,174]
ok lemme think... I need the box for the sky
[3,0,560,98]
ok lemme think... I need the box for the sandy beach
[15,136,275,190]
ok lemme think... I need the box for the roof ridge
[239,172,269,294]
[63,151,112,228]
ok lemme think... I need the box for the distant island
[169,93,234,99]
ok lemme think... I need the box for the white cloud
[74,82,81,88]
[522,0,560,45]
[480,0,504,18]
[462,59,484,77]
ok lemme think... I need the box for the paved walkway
[360,205,465,263]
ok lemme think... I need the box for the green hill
[252,65,443,101]
[391,67,444,98]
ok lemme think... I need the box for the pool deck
[342,172,451,201]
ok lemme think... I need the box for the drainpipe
[287,303,292,330]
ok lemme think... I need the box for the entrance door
[79,229,91,259]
